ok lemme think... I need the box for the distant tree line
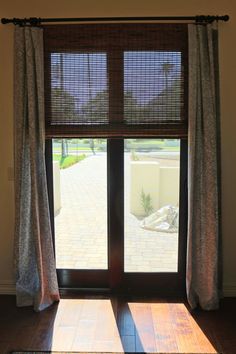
[51,78,182,124]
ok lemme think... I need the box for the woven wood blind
[44,23,188,138]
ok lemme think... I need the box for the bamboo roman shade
[44,23,188,137]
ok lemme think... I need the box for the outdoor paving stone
[55,153,178,272]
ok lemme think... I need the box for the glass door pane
[124,139,180,272]
[53,138,107,269]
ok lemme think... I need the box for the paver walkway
[55,153,178,272]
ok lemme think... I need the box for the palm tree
[51,54,76,158]
[59,54,68,158]
[161,62,175,91]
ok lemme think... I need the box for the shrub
[141,189,154,216]
[53,154,86,169]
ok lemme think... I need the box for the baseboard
[0,280,235,297]
[223,283,236,297]
[0,280,15,295]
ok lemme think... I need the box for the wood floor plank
[118,302,135,336]
[121,334,136,352]
[30,304,58,350]
[14,325,39,349]
[118,302,136,352]
[94,299,118,339]
[51,326,77,351]
[30,323,54,350]
[91,299,123,352]
[0,295,235,354]
[56,299,83,327]
[129,303,156,352]
[71,299,100,351]
[182,304,218,353]
[151,303,179,352]
[169,303,202,353]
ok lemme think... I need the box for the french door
[46,137,187,296]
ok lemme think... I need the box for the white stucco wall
[130,161,179,216]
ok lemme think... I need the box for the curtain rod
[1,15,230,26]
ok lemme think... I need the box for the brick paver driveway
[55,153,178,272]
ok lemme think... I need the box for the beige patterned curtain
[187,23,221,310]
[14,26,60,311]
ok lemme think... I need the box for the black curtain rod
[1,15,230,26]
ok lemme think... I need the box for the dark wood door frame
[122,138,188,296]
[45,138,188,296]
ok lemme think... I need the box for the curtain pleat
[187,24,221,310]
[14,26,60,311]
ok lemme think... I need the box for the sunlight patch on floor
[129,302,218,353]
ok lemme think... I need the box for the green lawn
[53,154,86,169]
[53,139,180,154]
[125,141,179,152]
[53,147,92,153]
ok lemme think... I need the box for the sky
[51,51,181,110]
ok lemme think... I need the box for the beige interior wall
[0,0,235,294]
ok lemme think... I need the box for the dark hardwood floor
[0,295,235,353]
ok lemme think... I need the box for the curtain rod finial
[196,14,230,23]
[1,17,41,26]
[1,18,9,24]
[223,15,230,21]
